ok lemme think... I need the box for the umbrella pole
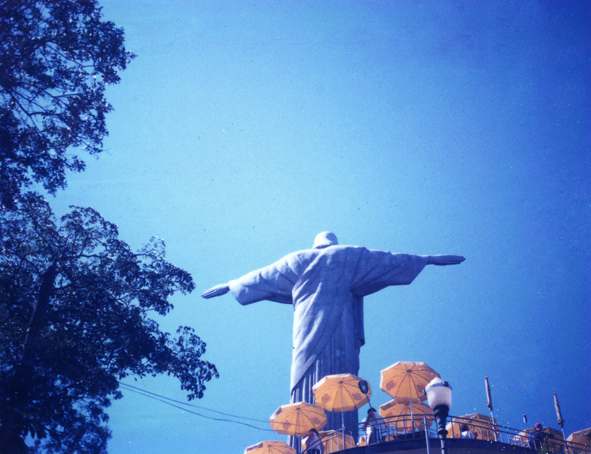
[485,377,498,441]
[409,376,415,433]
[341,387,347,448]
[488,410,497,442]
[340,388,345,429]
[553,393,567,446]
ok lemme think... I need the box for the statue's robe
[228,245,428,442]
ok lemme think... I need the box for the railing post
[424,416,432,454]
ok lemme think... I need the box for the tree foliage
[0,194,218,453]
[0,2,218,453]
[0,0,134,209]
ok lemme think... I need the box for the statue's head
[313,231,338,249]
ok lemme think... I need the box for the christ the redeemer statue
[202,232,465,436]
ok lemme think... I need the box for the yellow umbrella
[379,398,434,432]
[244,441,296,454]
[302,430,355,453]
[547,428,565,453]
[518,427,565,453]
[313,373,370,429]
[270,402,327,437]
[380,361,440,401]
[446,414,498,441]
[313,373,371,412]
[567,428,591,449]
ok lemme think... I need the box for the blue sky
[50,1,590,453]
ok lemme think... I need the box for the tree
[0,193,219,453]
[0,2,218,452]
[0,0,134,209]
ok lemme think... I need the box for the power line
[120,382,269,422]
[119,382,274,432]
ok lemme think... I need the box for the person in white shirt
[305,428,324,454]
[362,408,387,445]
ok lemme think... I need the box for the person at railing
[528,423,554,451]
[460,424,475,439]
[305,428,324,454]
[362,408,387,445]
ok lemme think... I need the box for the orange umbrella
[380,361,440,401]
[379,398,433,432]
[313,373,371,412]
[567,428,591,449]
[446,414,498,440]
[270,402,327,437]
[302,430,355,453]
[244,441,296,454]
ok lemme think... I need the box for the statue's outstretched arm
[426,255,465,266]
[201,283,230,299]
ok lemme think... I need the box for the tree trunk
[0,265,57,454]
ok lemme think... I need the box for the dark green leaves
[0,0,135,208]
[1,3,218,452]
[0,195,218,453]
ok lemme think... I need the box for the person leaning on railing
[362,408,387,445]
[305,428,324,454]
[528,423,554,451]
[460,424,474,438]
[460,424,475,439]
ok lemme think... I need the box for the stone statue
[202,232,464,438]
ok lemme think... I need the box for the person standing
[305,428,324,454]
[528,423,553,451]
[460,424,474,439]
[362,408,387,445]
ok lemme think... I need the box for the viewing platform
[299,415,591,454]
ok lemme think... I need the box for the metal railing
[441,415,590,454]
[302,415,591,454]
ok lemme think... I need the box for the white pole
[409,374,415,432]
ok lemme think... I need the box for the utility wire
[119,382,274,432]
[120,382,269,423]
